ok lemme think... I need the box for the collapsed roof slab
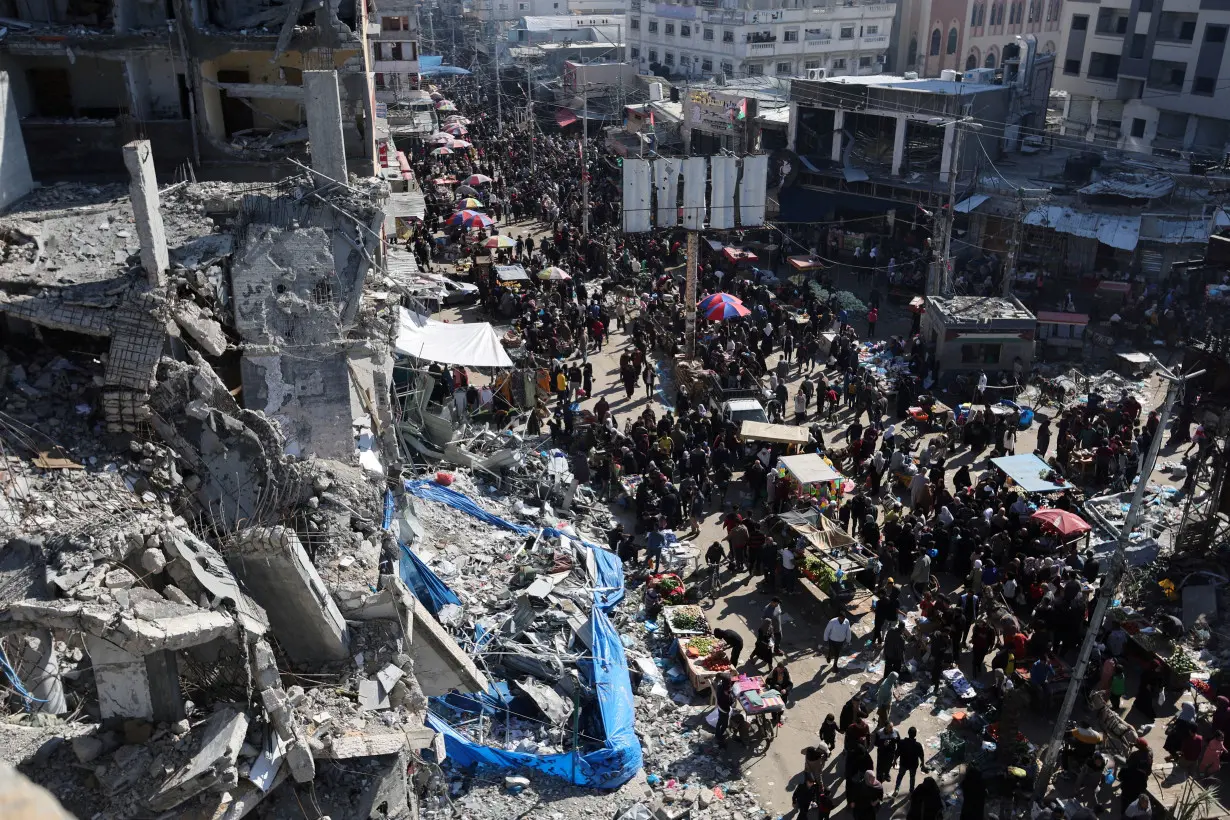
[10,598,237,656]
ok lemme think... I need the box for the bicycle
[704,562,722,603]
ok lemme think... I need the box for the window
[805,59,821,70]
[966,54,978,69]
[664,23,674,35]
[947,27,958,53]
[1194,76,1216,94]
[630,17,640,29]
[374,72,385,88]
[648,20,658,33]
[859,55,872,67]
[985,50,996,67]
[1130,118,1146,138]
[1207,25,1229,43]
[865,25,877,34]
[631,46,640,58]
[649,49,658,62]
[832,57,846,69]
[1138,0,1152,11]
[721,61,734,74]
[784,29,798,41]
[664,52,674,64]
[929,29,941,55]
[680,24,690,36]
[1071,14,1087,30]
[1129,34,1146,58]
[722,30,734,42]
[777,61,792,74]
[1179,20,1197,41]
[702,58,713,71]
[960,344,1002,364]
[1088,51,1120,80]
[990,3,1003,24]
[747,63,763,75]
[704,27,713,40]
[840,25,855,39]
[971,4,980,25]
[1064,58,1081,74]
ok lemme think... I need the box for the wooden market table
[677,635,729,694]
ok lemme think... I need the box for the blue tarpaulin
[420,55,473,77]
[397,480,641,788]
[426,606,641,788]
[399,544,462,617]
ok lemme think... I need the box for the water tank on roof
[649,82,664,101]
[963,67,997,84]
[903,71,919,80]
[940,69,958,82]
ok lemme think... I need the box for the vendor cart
[677,634,731,694]
[730,675,784,747]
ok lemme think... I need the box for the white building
[1053,0,1230,157]
[474,0,628,24]
[627,0,897,80]
[371,0,421,100]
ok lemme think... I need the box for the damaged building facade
[0,109,485,816]
[0,0,380,180]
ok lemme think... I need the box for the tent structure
[778,453,843,485]
[991,454,1072,494]
[395,308,513,368]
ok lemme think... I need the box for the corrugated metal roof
[1140,214,1212,245]
[1024,206,1142,251]
[1078,173,1175,200]
[387,192,426,220]
[954,194,990,213]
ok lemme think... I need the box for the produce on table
[1168,647,1198,675]
[686,636,723,656]
[1192,678,1214,699]
[701,649,732,672]
[668,605,706,631]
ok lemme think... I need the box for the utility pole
[929,115,980,295]
[1002,193,1024,298]
[685,230,698,360]
[527,70,535,172]
[582,84,590,235]
[1032,361,1204,802]
[493,21,502,134]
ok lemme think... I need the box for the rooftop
[927,294,1036,322]
[812,74,1007,95]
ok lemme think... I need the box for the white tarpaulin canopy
[395,308,513,368]
[1024,206,1142,251]
[778,453,843,485]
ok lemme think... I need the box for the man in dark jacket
[883,622,906,678]
[713,628,744,668]
[894,726,926,796]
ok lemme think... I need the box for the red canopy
[1031,508,1092,537]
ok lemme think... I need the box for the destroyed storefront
[0,145,487,817]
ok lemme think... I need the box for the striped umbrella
[435,100,457,111]
[429,91,444,100]
[704,301,751,321]
[484,234,516,249]
[446,209,494,228]
[698,292,743,310]
[442,123,468,135]
[450,139,473,149]
[430,146,454,156]
[443,115,472,125]
[537,266,571,281]
[454,197,484,209]
[462,174,493,186]
[425,132,454,145]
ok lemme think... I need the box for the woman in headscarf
[751,618,776,668]
[958,767,986,820]
[906,775,943,820]
[1136,659,1164,719]
[876,671,899,725]
[849,770,884,820]
[1212,695,1230,739]
[1165,701,1198,761]
[938,505,954,527]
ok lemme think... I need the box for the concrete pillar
[1086,98,1100,143]
[1059,96,1071,136]
[0,72,35,212]
[122,140,169,288]
[831,109,845,163]
[304,70,348,187]
[892,115,908,175]
[1182,113,1197,150]
[786,101,799,152]
[228,527,351,663]
[19,630,66,714]
[85,635,185,722]
[939,121,956,180]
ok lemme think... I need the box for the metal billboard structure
[620,154,769,359]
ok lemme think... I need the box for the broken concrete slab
[317,730,408,759]
[385,577,488,696]
[161,528,268,637]
[85,635,185,722]
[174,300,228,357]
[228,527,350,664]
[12,598,237,656]
[148,707,250,811]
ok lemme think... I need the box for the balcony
[862,33,888,44]
[749,41,776,53]
[375,60,420,72]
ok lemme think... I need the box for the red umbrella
[704,301,751,321]
[1030,508,1092,537]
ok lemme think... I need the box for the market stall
[676,633,732,694]
[787,255,826,272]
[723,247,758,266]
[739,420,811,448]
[989,454,1074,495]
[770,509,875,624]
[495,264,531,288]
[1035,312,1088,361]
[777,453,846,512]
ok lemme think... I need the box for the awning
[395,308,514,368]
[1036,311,1089,325]
[990,453,1071,494]
[953,194,990,214]
[495,264,529,282]
[740,421,811,445]
[387,191,427,221]
[778,453,843,486]
[1024,206,1141,251]
[556,109,578,127]
[787,255,826,271]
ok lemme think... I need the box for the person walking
[867,306,879,339]
[873,720,900,784]
[823,612,853,669]
[894,726,925,796]
[643,364,657,399]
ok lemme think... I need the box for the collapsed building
[0,74,487,818]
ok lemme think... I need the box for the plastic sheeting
[400,480,641,788]
[395,308,514,368]
[681,156,707,230]
[709,156,737,230]
[399,544,462,616]
[1024,206,1141,251]
[426,606,642,789]
[738,154,768,227]
[653,158,681,228]
[419,55,473,76]
[622,158,652,233]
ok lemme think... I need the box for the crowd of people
[392,76,1227,820]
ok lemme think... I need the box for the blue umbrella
[704,301,752,321]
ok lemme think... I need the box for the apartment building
[627,0,897,81]
[473,0,628,24]
[891,0,1063,75]
[1054,0,1230,157]
[371,0,422,101]
[0,0,376,180]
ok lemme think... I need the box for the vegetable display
[668,605,706,632]
[1168,648,1198,676]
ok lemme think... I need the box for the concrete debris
[0,160,479,818]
